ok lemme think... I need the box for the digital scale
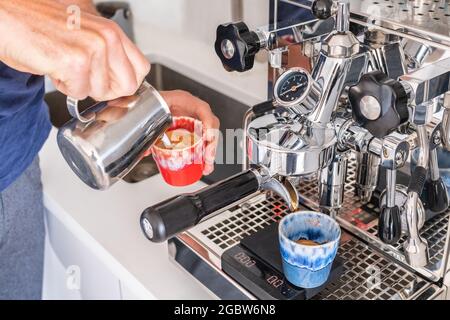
[221,221,344,300]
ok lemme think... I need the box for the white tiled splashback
[97,0,269,45]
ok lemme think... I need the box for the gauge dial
[274,68,311,106]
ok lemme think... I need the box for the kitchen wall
[96,0,270,46]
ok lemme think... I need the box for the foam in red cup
[152,116,204,186]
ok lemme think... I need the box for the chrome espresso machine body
[141,0,450,300]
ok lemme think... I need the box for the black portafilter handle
[349,71,409,139]
[215,22,261,73]
[140,170,260,243]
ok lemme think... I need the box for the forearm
[0,0,149,101]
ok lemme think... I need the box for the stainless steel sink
[44,63,249,184]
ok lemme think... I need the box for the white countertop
[41,129,214,299]
[40,24,267,299]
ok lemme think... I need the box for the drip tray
[221,222,344,300]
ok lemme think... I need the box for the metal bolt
[444,92,450,109]
[221,39,235,60]
[142,218,154,239]
[303,41,315,58]
[433,130,442,146]
[395,150,406,166]
[360,95,381,120]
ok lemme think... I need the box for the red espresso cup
[152,117,205,186]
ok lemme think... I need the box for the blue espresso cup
[279,211,341,288]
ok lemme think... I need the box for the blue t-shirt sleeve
[0,62,51,191]
[0,63,45,118]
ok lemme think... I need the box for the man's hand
[0,0,149,101]
[161,91,220,176]
[58,0,99,15]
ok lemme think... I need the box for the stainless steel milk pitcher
[57,82,172,190]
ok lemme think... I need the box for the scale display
[222,245,308,300]
[221,222,344,300]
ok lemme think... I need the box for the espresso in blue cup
[279,211,341,288]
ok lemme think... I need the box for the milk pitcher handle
[66,82,152,123]
[66,96,96,123]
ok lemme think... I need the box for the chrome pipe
[430,149,440,182]
[442,92,450,151]
[319,152,348,218]
[404,125,430,268]
[355,152,380,203]
[385,168,397,208]
[242,109,254,171]
[416,125,430,168]
[336,0,350,33]
[231,0,244,21]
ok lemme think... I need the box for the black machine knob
[349,71,409,139]
[215,22,261,72]
[378,205,402,245]
[311,0,334,20]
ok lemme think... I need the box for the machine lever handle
[422,150,449,213]
[423,178,449,214]
[378,168,402,245]
[378,205,402,245]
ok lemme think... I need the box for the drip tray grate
[189,194,428,300]
[198,196,290,251]
[313,238,423,300]
[187,163,433,299]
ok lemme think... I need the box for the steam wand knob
[215,22,262,72]
[349,71,409,139]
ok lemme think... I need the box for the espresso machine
[140,0,450,300]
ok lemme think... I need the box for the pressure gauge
[274,68,312,107]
